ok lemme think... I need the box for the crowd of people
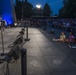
[0,17,76,48]
[26,17,76,48]
[1,17,76,34]
[25,18,76,33]
[52,18,76,33]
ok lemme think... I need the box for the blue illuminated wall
[0,0,16,26]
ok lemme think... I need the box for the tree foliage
[15,1,33,19]
[15,1,52,19]
[33,6,43,16]
[23,2,33,18]
[59,0,76,18]
[43,3,52,16]
[15,0,22,19]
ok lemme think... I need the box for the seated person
[53,32,66,42]
[66,32,74,43]
[66,32,75,47]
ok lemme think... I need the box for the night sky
[28,0,63,15]
[14,0,63,15]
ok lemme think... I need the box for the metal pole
[21,48,27,75]
[25,21,30,41]
[1,21,5,55]
[22,0,24,20]
[1,29,4,54]
[26,26,28,39]
[6,62,10,75]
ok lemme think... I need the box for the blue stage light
[0,0,14,26]
[2,14,14,26]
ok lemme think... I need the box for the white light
[14,23,17,26]
[36,4,41,9]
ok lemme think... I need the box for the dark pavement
[0,27,76,75]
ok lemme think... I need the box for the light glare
[36,4,41,9]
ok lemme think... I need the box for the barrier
[8,28,25,48]
[21,48,27,75]
[0,45,21,75]
[24,21,30,41]
[0,27,27,75]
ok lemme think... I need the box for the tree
[0,6,1,16]
[15,0,33,19]
[23,2,33,18]
[15,0,22,20]
[43,3,52,16]
[59,0,76,18]
[33,6,43,17]
[59,7,65,18]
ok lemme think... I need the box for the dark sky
[28,0,63,15]
[14,0,63,15]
